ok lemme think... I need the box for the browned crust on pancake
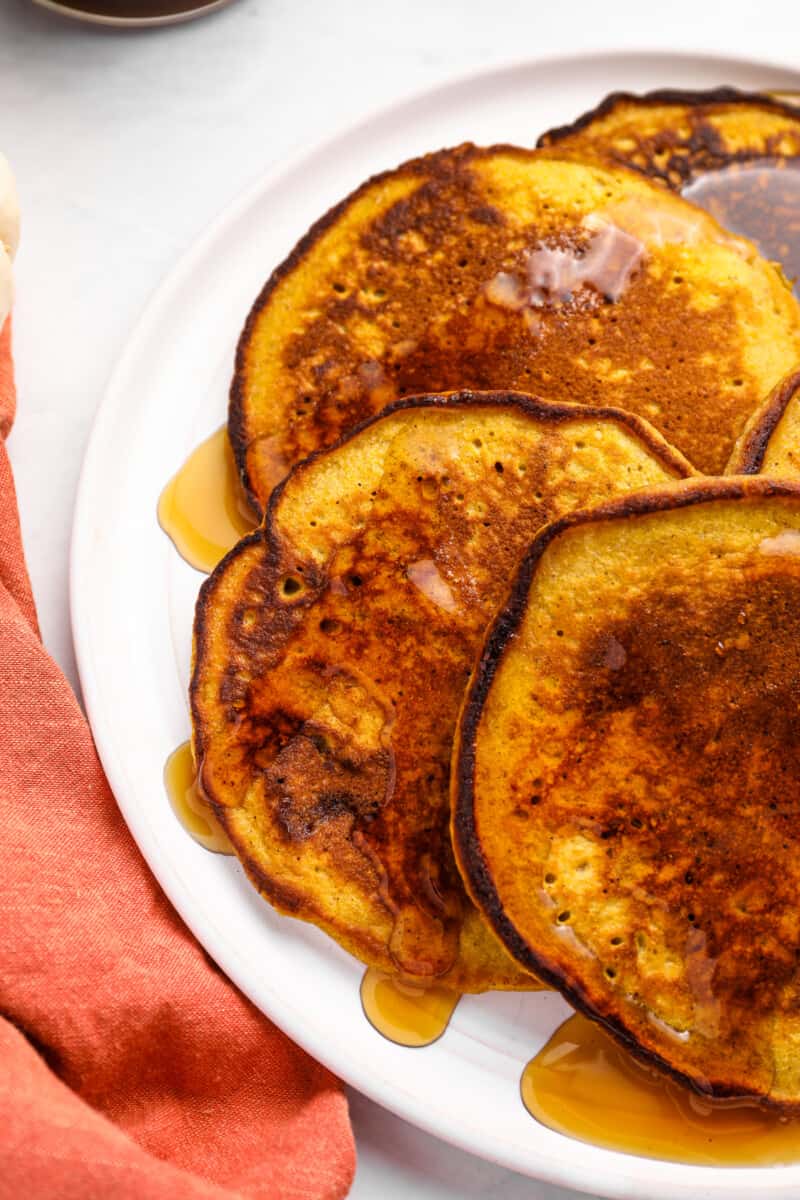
[204,391,694,705]
[192,533,392,963]
[194,390,693,987]
[727,366,800,473]
[453,474,800,1106]
[200,387,695,790]
[229,143,524,513]
[227,385,694,532]
[228,140,747,511]
[538,85,800,157]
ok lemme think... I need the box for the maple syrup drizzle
[522,1011,800,1166]
[164,741,234,855]
[682,160,800,297]
[360,967,460,1047]
[158,426,257,574]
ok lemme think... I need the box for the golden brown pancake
[728,365,800,475]
[537,87,800,188]
[192,393,692,991]
[538,90,800,295]
[230,144,800,508]
[454,477,800,1105]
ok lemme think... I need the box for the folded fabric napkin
[0,317,355,1200]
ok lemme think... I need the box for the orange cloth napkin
[0,318,355,1200]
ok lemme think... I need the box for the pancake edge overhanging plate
[71,48,800,1199]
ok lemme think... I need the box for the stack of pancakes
[192,90,800,1106]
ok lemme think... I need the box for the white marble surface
[1,0,798,1195]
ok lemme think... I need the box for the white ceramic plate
[72,50,800,1199]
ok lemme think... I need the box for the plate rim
[71,47,800,1197]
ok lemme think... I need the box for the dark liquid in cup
[43,0,227,19]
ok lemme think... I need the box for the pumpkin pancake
[192,393,692,991]
[538,90,800,291]
[455,477,800,1104]
[538,87,800,187]
[230,144,800,509]
[728,365,800,475]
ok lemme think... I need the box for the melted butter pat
[158,427,257,574]
[523,1012,800,1166]
[602,635,627,670]
[485,221,644,316]
[759,530,800,556]
[529,221,645,304]
[164,741,234,855]
[361,967,460,1047]
[407,558,459,612]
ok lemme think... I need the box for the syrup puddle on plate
[158,426,257,574]
[361,968,553,1047]
[360,967,461,1047]
[164,740,234,854]
[682,160,800,297]
[523,1011,800,1166]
